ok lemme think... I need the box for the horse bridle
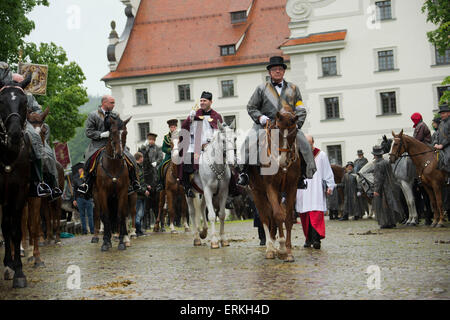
[390,136,436,160]
[0,86,27,146]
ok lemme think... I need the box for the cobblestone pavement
[0,218,449,300]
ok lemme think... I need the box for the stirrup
[51,187,63,200]
[237,173,249,186]
[37,182,52,198]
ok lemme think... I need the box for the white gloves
[151,161,157,167]
[357,192,361,197]
[259,115,270,125]
[190,110,196,118]
[100,131,110,138]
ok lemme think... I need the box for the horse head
[104,114,130,159]
[120,116,131,150]
[0,74,31,150]
[390,129,405,163]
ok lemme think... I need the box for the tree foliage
[21,42,89,143]
[422,0,450,55]
[0,0,49,63]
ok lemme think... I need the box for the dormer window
[220,45,236,56]
[231,11,247,24]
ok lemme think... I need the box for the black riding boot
[33,159,51,198]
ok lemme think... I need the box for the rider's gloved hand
[100,131,110,138]
[259,115,270,125]
[151,161,157,167]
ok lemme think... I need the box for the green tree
[0,0,49,63]
[21,42,89,143]
[422,0,450,55]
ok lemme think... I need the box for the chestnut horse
[0,75,33,288]
[154,131,189,234]
[390,130,446,227]
[93,114,131,251]
[249,110,301,262]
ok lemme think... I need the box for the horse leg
[91,202,100,243]
[284,188,297,262]
[423,184,438,227]
[154,190,164,232]
[266,186,287,260]
[53,200,61,244]
[401,181,418,226]
[11,208,27,288]
[21,204,28,257]
[181,192,190,232]
[2,211,15,281]
[167,190,177,234]
[186,196,200,246]
[199,195,208,240]
[203,188,219,249]
[118,198,127,251]
[251,189,276,259]
[29,198,44,267]
[433,182,446,227]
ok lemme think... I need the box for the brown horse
[154,132,189,233]
[249,110,301,262]
[93,114,131,251]
[390,130,446,227]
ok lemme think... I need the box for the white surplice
[296,150,335,213]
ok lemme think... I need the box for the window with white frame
[375,1,392,20]
[136,88,148,106]
[178,84,191,101]
[378,50,394,71]
[327,145,342,166]
[324,97,340,119]
[138,122,150,141]
[321,56,337,77]
[380,91,397,114]
[221,80,235,98]
[436,48,450,65]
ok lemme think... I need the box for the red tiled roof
[103,0,289,81]
[281,30,347,47]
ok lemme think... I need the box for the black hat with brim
[167,119,178,127]
[147,132,158,139]
[345,161,354,168]
[357,150,364,155]
[438,103,449,113]
[371,145,384,156]
[267,56,287,70]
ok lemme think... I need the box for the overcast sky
[25,0,127,96]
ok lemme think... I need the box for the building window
[321,56,337,76]
[136,88,148,105]
[436,48,450,65]
[178,84,191,101]
[380,91,397,114]
[437,86,450,103]
[221,80,234,97]
[138,122,150,141]
[324,97,340,119]
[327,145,342,166]
[375,1,392,20]
[231,11,247,23]
[220,45,236,56]
[378,50,394,71]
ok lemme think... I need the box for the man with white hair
[296,135,335,249]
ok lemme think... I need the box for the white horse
[172,122,234,248]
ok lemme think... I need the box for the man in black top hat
[237,56,316,188]
[432,103,450,184]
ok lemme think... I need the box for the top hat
[147,132,158,139]
[357,149,364,155]
[345,161,354,168]
[371,145,384,156]
[438,103,449,113]
[266,56,287,70]
[167,119,178,127]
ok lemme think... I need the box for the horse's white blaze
[10,92,16,101]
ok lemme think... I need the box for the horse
[92,114,132,251]
[0,74,33,288]
[172,122,233,248]
[380,134,419,226]
[248,110,301,262]
[390,130,446,227]
[154,130,189,234]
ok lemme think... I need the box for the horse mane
[104,113,123,131]
[401,133,433,151]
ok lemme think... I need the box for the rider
[12,73,62,199]
[411,112,431,145]
[77,95,140,195]
[179,91,223,197]
[138,132,163,190]
[236,56,317,188]
[433,103,450,185]
[156,119,178,192]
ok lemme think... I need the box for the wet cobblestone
[0,218,449,300]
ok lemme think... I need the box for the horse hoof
[130,235,137,239]
[431,222,437,228]
[211,241,220,249]
[160,228,166,233]
[277,251,288,261]
[101,244,110,252]
[265,251,275,259]
[91,237,99,243]
[118,243,127,251]
[285,255,295,263]
[55,240,62,245]
[12,277,27,289]
[199,230,208,239]
[436,223,445,228]
[193,239,202,246]
[33,261,45,268]
[4,267,14,280]
[220,240,230,247]
[125,241,131,247]
[185,228,191,233]
[171,230,178,234]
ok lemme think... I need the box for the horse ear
[40,107,50,121]
[123,116,132,126]
[399,129,403,137]
[391,130,396,137]
[19,73,32,90]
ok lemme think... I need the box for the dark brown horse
[249,110,301,262]
[93,114,131,251]
[154,131,189,233]
[0,75,33,288]
[390,130,446,227]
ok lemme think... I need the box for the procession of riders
[1,55,449,241]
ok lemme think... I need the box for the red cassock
[299,211,326,239]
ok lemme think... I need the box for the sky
[25,0,127,97]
